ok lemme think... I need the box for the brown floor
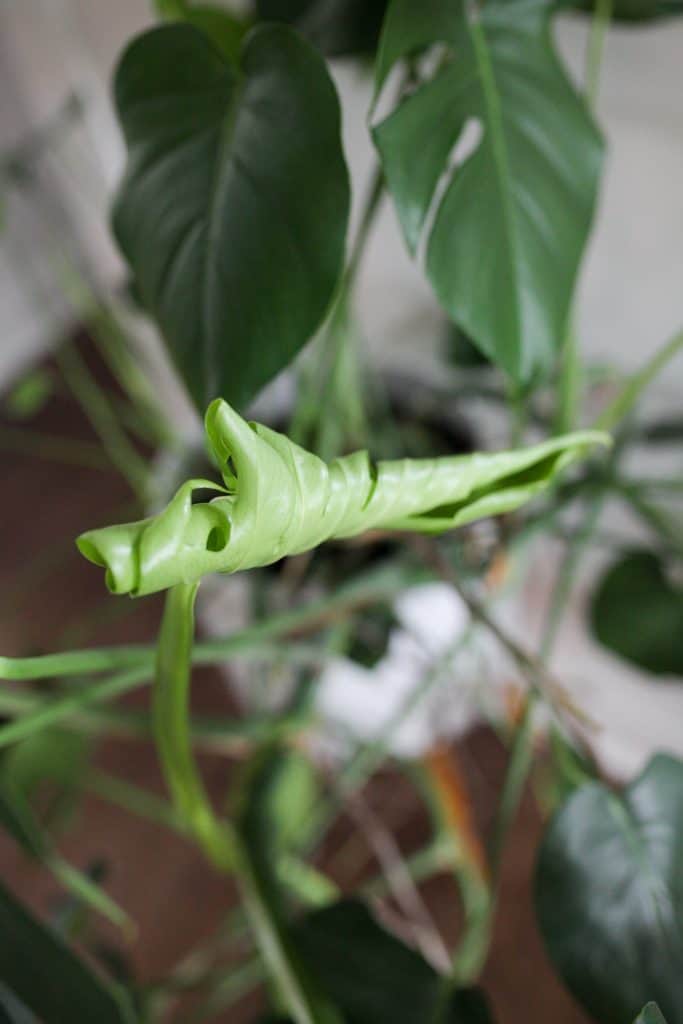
[0,349,589,1023]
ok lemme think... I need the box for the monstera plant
[1,0,682,1022]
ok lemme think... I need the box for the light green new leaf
[372,0,603,384]
[113,23,349,411]
[153,582,235,869]
[78,398,607,596]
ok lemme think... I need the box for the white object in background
[314,583,483,759]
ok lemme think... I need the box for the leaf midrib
[202,64,246,403]
[609,788,679,964]
[466,12,521,367]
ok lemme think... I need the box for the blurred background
[1,4,682,1022]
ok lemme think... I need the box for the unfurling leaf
[78,399,607,596]
[372,0,603,385]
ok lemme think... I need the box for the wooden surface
[0,351,589,1023]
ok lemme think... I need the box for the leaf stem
[56,342,150,503]
[0,564,411,682]
[595,326,683,432]
[585,0,614,112]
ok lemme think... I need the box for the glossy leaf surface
[590,550,683,676]
[535,755,683,1023]
[0,880,134,1024]
[373,0,603,384]
[78,398,607,595]
[113,23,349,410]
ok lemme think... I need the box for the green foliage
[155,0,251,61]
[2,727,89,821]
[153,581,235,867]
[373,0,603,385]
[0,879,134,1024]
[77,397,606,595]
[591,550,683,676]
[112,23,349,411]
[535,755,683,1023]
[572,0,683,20]
[255,0,389,56]
[0,736,130,931]
[235,746,344,1024]
[3,368,53,420]
[3,0,682,1018]
[287,900,494,1023]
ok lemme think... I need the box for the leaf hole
[206,525,228,553]
[417,115,483,265]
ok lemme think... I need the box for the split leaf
[373,0,603,384]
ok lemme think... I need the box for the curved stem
[153,585,340,1024]
[153,583,235,870]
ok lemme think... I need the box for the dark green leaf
[255,0,389,56]
[637,417,683,445]
[0,788,46,859]
[535,754,683,1023]
[0,880,134,1024]
[113,23,349,411]
[155,0,251,61]
[635,1004,668,1024]
[373,0,603,385]
[0,986,34,1024]
[290,899,494,1023]
[570,0,683,20]
[590,550,683,676]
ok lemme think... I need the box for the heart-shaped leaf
[590,549,683,676]
[372,0,603,385]
[113,23,350,411]
[535,754,683,1023]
